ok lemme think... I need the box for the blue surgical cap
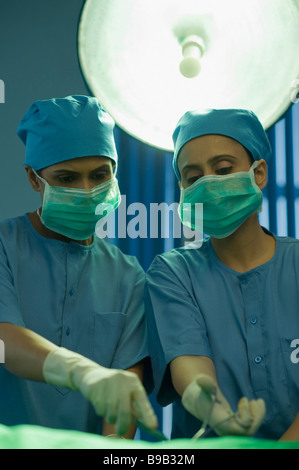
[17,95,118,170]
[172,108,272,180]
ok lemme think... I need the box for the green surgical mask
[34,171,121,240]
[178,161,263,238]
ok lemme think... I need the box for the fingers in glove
[194,374,218,396]
[213,398,252,436]
[246,399,266,435]
[104,398,118,427]
[114,395,132,436]
[103,378,124,427]
[182,381,214,422]
[131,385,158,430]
[234,397,252,429]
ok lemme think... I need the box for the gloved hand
[182,374,266,436]
[43,347,158,436]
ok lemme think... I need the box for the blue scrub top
[145,229,299,440]
[0,214,151,433]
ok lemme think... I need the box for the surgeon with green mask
[176,109,266,238]
[0,95,157,439]
[22,95,121,244]
[145,108,299,441]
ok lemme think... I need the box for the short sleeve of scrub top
[145,244,213,406]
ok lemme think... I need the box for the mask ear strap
[31,169,46,223]
[251,160,259,171]
[113,162,118,177]
[250,160,263,190]
[32,168,48,186]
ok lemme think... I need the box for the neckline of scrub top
[207,227,279,277]
[23,213,96,252]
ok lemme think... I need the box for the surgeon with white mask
[145,108,299,441]
[0,95,157,438]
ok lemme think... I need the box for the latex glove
[182,374,266,437]
[43,347,158,435]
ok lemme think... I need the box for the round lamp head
[78,0,299,152]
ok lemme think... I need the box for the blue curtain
[261,102,299,237]
[108,100,299,440]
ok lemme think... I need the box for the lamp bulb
[179,35,205,79]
